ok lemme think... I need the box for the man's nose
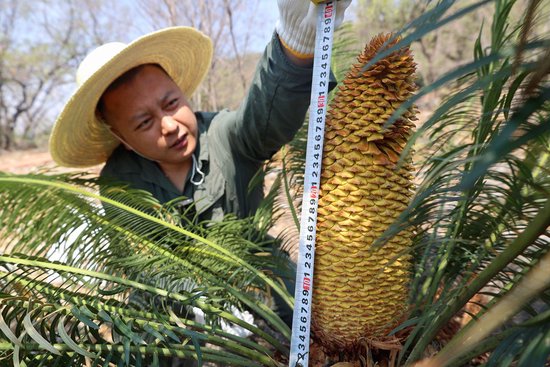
[160,115,178,135]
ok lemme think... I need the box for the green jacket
[101,33,333,222]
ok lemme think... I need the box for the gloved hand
[276,0,352,59]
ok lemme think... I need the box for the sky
[251,1,356,52]
[123,1,354,53]
[253,1,280,51]
[113,0,280,53]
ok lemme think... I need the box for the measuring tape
[289,2,335,367]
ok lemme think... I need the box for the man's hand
[276,0,352,65]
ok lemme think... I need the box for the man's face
[101,65,198,171]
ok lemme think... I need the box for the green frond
[390,0,550,364]
[0,172,291,366]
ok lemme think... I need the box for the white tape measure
[289,2,335,367]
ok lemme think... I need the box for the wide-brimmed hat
[49,27,213,167]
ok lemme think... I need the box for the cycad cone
[312,34,417,353]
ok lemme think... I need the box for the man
[49,1,350,224]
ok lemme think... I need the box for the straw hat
[49,27,213,167]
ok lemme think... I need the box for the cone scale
[311,34,418,354]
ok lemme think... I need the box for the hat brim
[49,27,213,167]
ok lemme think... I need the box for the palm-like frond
[378,0,550,365]
[0,172,291,366]
[398,1,550,364]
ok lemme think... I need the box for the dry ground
[0,148,103,175]
[0,148,57,174]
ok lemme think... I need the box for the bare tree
[0,0,136,151]
[224,0,249,92]
[0,0,18,149]
[132,0,264,111]
[0,1,85,150]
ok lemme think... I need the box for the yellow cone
[312,33,418,354]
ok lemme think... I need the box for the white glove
[276,0,352,58]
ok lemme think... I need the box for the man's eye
[166,98,179,109]
[137,119,152,130]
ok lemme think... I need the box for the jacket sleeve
[212,32,318,162]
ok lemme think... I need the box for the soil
[0,148,57,174]
[0,147,102,175]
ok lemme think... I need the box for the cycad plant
[1,0,549,366]
[276,0,549,365]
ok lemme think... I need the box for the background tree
[353,0,494,108]
[0,0,131,151]
[133,0,266,111]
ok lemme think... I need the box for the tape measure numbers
[289,2,336,367]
